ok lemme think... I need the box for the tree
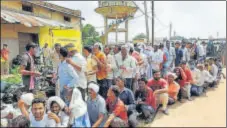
[82,24,101,45]
[133,33,147,40]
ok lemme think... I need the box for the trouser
[125,78,133,90]
[128,109,138,128]
[155,93,168,110]
[168,97,176,105]
[132,78,138,94]
[97,79,108,99]
[106,79,113,87]
[136,104,155,119]
[55,80,60,97]
[78,87,86,101]
[2,60,9,75]
[180,84,191,99]
[110,117,128,127]
[191,85,203,96]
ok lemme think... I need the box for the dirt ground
[140,69,226,127]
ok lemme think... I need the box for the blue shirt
[175,48,183,67]
[58,60,79,92]
[119,87,135,106]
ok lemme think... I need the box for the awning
[1,10,72,28]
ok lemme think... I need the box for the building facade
[1,1,82,62]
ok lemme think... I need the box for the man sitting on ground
[180,61,193,101]
[209,58,219,87]
[104,86,128,127]
[189,61,204,96]
[135,78,157,123]
[87,82,107,127]
[115,76,138,127]
[167,73,180,105]
[147,70,169,115]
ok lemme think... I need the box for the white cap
[88,83,100,93]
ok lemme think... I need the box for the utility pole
[151,1,154,46]
[144,1,149,43]
[169,22,172,40]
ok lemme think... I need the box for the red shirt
[145,86,157,109]
[183,68,193,84]
[1,48,9,61]
[106,98,128,121]
[174,67,187,87]
[147,78,168,91]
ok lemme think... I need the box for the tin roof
[1,9,72,28]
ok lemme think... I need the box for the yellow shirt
[86,54,97,82]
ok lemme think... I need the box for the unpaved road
[140,69,226,127]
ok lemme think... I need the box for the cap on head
[88,82,100,94]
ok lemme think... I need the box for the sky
[49,1,226,42]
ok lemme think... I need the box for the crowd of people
[1,40,226,127]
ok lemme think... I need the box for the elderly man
[147,70,169,115]
[104,86,128,127]
[87,82,107,127]
[209,58,219,87]
[116,45,137,90]
[167,73,180,105]
[190,63,204,96]
[65,43,87,101]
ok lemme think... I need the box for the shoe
[144,117,153,124]
[162,109,169,115]
[188,98,193,101]
[178,99,185,103]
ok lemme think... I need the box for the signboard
[39,27,82,53]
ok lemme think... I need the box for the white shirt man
[211,63,218,80]
[71,52,87,88]
[106,53,117,80]
[151,49,163,71]
[117,54,137,79]
[197,44,205,57]
[191,67,203,86]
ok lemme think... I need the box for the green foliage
[82,24,101,45]
[133,33,147,40]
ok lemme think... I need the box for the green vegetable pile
[1,74,22,84]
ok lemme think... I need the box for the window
[22,4,33,12]
[64,16,71,22]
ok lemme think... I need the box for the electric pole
[169,22,172,40]
[144,1,149,43]
[151,1,154,46]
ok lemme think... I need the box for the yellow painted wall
[1,1,22,11]
[39,27,82,52]
[33,6,51,18]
